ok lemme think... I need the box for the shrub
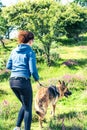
[0,58,7,70]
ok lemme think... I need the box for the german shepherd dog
[35,80,72,128]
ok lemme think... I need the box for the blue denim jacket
[6,44,39,81]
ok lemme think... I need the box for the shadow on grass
[57,110,87,120]
[47,110,87,130]
[48,124,82,130]
[57,111,77,119]
[61,58,87,70]
[59,35,87,46]
[76,58,87,68]
[38,58,87,71]
[51,58,65,67]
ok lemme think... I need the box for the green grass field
[0,36,87,130]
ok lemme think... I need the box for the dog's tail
[35,110,45,118]
[35,100,45,118]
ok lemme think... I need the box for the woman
[6,30,39,130]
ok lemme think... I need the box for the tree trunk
[0,39,6,48]
[44,44,51,66]
[46,53,50,66]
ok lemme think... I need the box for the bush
[0,72,10,82]
[50,52,59,61]
[0,58,7,70]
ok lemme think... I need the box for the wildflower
[3,100,9,106]
[63,74,73,82]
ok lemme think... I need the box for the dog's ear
[58,80,61,84]
[61,81,66,90]
[57,80,62,89]
[62,81,65,86]
[62,81,68,87]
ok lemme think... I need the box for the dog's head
[57,80,72,98]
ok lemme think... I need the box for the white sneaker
[13,127,21,130]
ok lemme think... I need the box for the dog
[35,80,72,128]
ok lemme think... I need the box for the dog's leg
[52,104,56,117]
[39,116,43,129]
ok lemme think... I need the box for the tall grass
[0,36,87,130]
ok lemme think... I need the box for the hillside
[0,36,87,130]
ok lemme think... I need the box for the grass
[0,36,87,130]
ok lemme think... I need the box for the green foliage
[74,0,87,6]
[0,3,6,37]
[0,16,6,36]
[2,1,87,65]
[0,72,10,82]
[2,0,64,66]
[0,1,12,39]
[0,57,7,70]
[60,3,87,40]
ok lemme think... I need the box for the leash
[37,81,60,97]
[37,81,48,88]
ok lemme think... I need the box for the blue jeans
[9,77,32,130]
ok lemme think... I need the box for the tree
[2,0,63,66]
[0,0,14,40]
[61,3,87,41]
[3,0,87,64]
[74,0,87,6]
[0,0,6,47]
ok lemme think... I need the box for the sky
[1,0,18,6]
[1,0,73,6]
